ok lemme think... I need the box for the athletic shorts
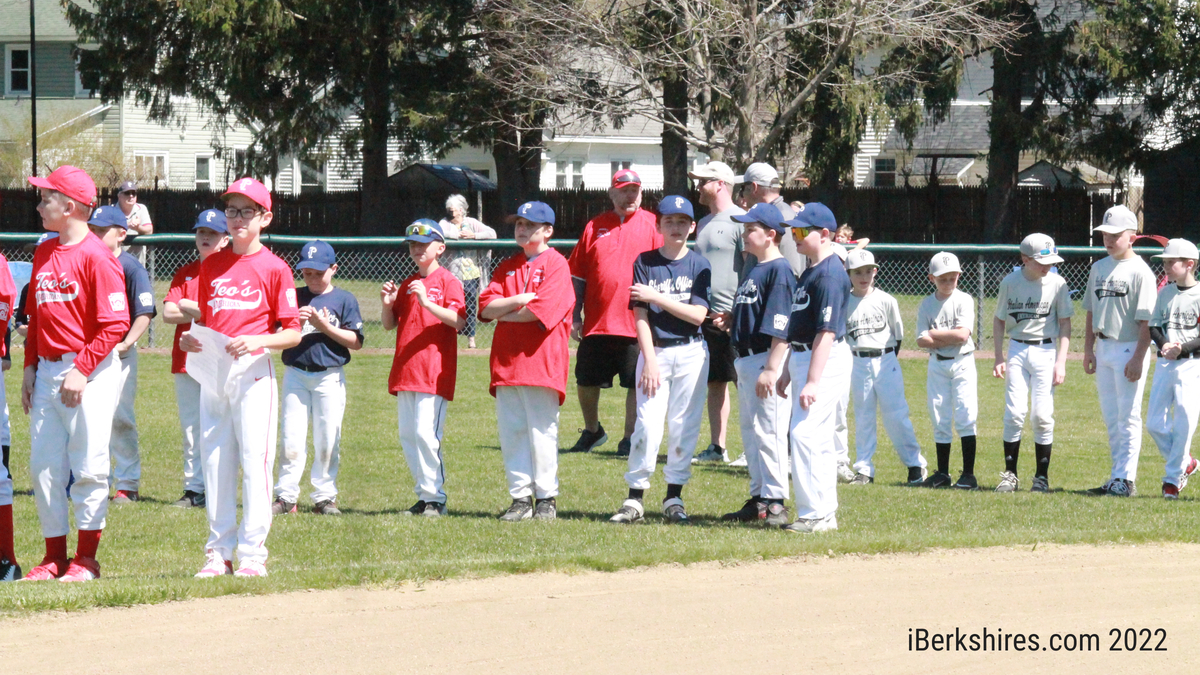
[575,335,639,389]
[702,318,737,384]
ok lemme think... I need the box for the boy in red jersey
[479,202,574,521]
[181,178,301,578]
[0,248,19,581]
[381,219,466,517]
[162,209,229,509]
[20,166,128,582]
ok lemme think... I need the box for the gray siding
[1,41,77,99]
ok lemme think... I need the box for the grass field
[1,352,1197,615]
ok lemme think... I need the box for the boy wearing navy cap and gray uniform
[778,202,851,533]
[719,203,795,525]
[85,205,157,504]
[609,196,712,525]
[274,240,364,516]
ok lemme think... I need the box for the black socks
[665,484,683,501]
[936,442,951,475]
[1034,443,1052,480]
[961,435,977,475]
[1003,440,1020,474]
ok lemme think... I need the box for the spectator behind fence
[116,181,153,264]
[440,194,497,350]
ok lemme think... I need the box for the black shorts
[575,335,639,389]
[702,318,737,383]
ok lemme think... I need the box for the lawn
[1,352,1196,614]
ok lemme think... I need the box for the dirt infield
[3,543,1197,673]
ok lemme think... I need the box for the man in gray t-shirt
[737,163,806,276]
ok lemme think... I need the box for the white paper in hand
[184,323,235,394]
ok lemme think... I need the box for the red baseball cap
[28,165,97,207]
[222,176,273,211]
[612,169,642,189]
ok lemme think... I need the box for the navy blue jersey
[731,257,796,353]
[282,286,365,369]
[787,253,850,345]
[118,251,157,321]
[630,249,711,343]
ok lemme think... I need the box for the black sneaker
[722,497,766,522]
[0,558,22,582]
[952,474,980,490]
[906,466,928,485]
[616,437,631,457]
[564,425,608,453]
[423,502,447,517]
[312,499,342,516]
[662,498,689,524]
[921,471,953,488]
[401,500,428,516]
[499,497,534,522]
[764,502,790,527]
[171,490,205,508]
[533,497,557,521]
[1086,478,1117,496]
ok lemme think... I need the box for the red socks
[46,535,68,563]
[77,529,102,560]
[0,504,14,563]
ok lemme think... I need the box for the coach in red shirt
[566,170,663,455]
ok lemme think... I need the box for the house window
[610,160,632,176]
[555,159,584,188]
[299,160,325,193]
[75,49,100,97]
[874,158,896,187]
[195,156,212,190]
[5,46,31,95]
[134,153,168,186]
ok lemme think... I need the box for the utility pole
[30,0,38,177]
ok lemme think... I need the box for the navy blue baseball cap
[787,202,838,233]
[87,205,129,230]
[732,202,786,233]
[515,201,555,225]
[296,240,336,271]
[405,218,445,243]
[657,195,695,219]
[192,209,228,233]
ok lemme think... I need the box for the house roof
[0,0,87,42]
[389,163,497,192]
[908,157,975,178]
[884,104,991,154]
[1018,159,1116,188]
[0,99,106,142]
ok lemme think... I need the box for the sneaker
[564,425,607,453]
[499,497,534,522]
[312,500,341,516]
[782,513,838,533]
[616,438,631,457]
[111,489,138,504]
[423,502,447,518]
[21,557,69,581]
[1107,478,1135,497]
[906,466,928,485]
[234,560,268,578]
[722,497,767,522]
[995,471,1020,493]
[727,454,748,467]
[402,500,428,516]
[58,557,100,583]
[849,473,874,485]
[195,551,233,578]
[837,462,856,484]
[533,498,557,521]
[0,559,22,582]
[662,497,689,524]
[692,444,728,464]
[609,499,644,524]
[1087,478,1117,496]
[1030,476,1050,493]
[921,471,953,489]
[171,490,205,508]
[1182,456,1199,490]
[1163,482,1180,500]
[952,474,980,490]
[764,502,790,527]
[271,498,297,516]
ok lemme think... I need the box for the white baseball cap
[1020,233,1064,264]
[1152,238,1200,261]
[688,161,736,185]
[735,162,781,187]
[1094,205,1139,234]
[929,251,962,276]
[845,248,876,270]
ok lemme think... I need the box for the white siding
[853,118,889,187]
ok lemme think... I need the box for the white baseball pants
[1003,341,1057,444]
[1147,357,1200,486]
[789,341,852,520]
[834,385,850,466]
[1094,339,1150,481]
[199,352,277,565]
[496,386,560,500]
[111,349,141,492]
[734,353,790,500]
[851,353,926,477]
[397,391,448,503]
[174,373,205,494]
[926,354,978,443]
[0,363,10,447]
[626,341,709,490]
[276,366,347,504]
[29,351,120,538]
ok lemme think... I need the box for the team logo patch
[822,306,833,322]
[109,292,127,312]
[0,302,9,321]
[139,292,153,308]
[596,228,611,238]
[286,288,297,308]
[773,314,788,331]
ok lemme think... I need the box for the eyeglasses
[406,222,441,239]
[224,206,262,220]
[122,191,137,198]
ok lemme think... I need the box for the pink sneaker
[21,557,69,581]
[1182,457,1199,490]
[111,490,139,504]
[195,551,233,578]
[58,557,100,582]
[234,560,268,578]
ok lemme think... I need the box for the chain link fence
[0,235,1165,354]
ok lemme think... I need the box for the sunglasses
[791,226,814,239]
[224,206,262,220]
[1036,246,1057,256]
[406,223,442,239]
[122,191,138,198]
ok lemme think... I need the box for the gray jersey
[1082,255,1156,342]
[695,205,747,313]
[1151,283,1200,345]
[917,289,975,358]
[994,269,1075,341]
[846,289,903,350]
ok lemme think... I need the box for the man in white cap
[688,161,745,464]
[737,163,806,276]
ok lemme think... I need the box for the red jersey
[567,208,662,338]
[0,253,15,359]
[165,259,201,374]
[24,233,129,376]
[479,248,574,404]
[388,266,465,400]
[198,246,300,338]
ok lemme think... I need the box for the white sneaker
[782,513,838,533]
[609,499,645,524]
[995,471,1020,493]
[195,551,233,578]
[234,560,268,577]
[692,444,728,464]
[836,462,855,484]
[727,454,748,467]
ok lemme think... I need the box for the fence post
[147,246,156,347]
[976,255,985,347]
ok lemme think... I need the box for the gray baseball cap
[1020,233,1064,264]
[1094,205,1138,234]
[929,251,962,276]
[734,162,781,187]
[845,248,876,270]
[1152,238,1200,261]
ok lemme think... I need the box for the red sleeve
[567,224,592,279]
[525,253,573,331]
[0,255,14,359]
[443,273,466,317]
[165,266,190,305]
[23,252,44,369]
[271,261,300,330]
[477,264,506,324]
[74,252,129,376]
